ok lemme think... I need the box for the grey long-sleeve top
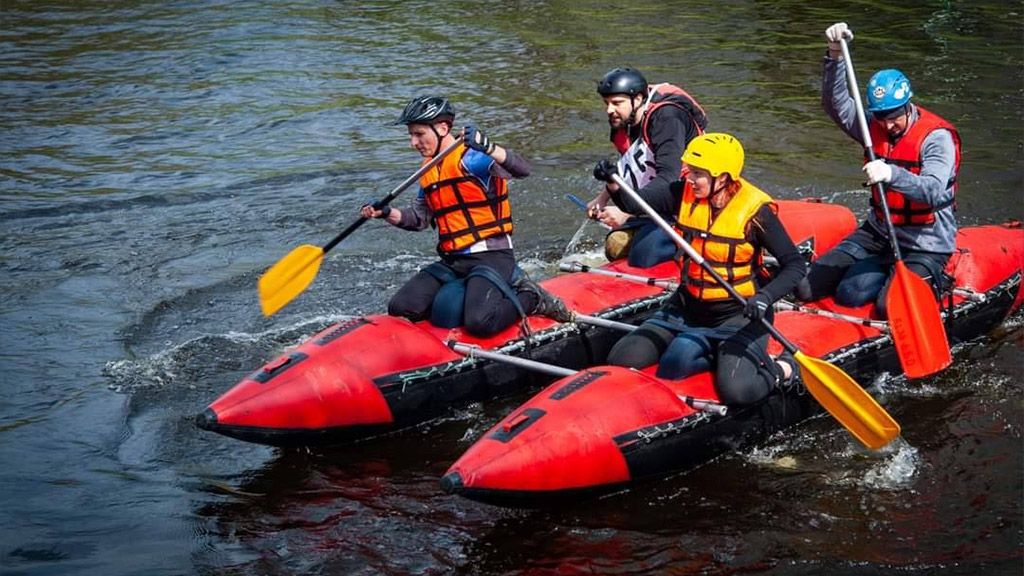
[822,56,958,254]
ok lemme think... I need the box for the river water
[1,1,1021,574]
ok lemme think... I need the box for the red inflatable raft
[440,221,1024,506]
[197,200,856,446]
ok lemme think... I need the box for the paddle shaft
[448,341,576,377]
[322,136,464,253]
[447,340,727,415]
[839,38,904,261]
[565,192,611,229]
[566,193,590,212]
[574,313,638,333]
[558,261,678,290]
[610,173,800,356]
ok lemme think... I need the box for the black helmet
[597,67,648,97]
[394,95,455,125]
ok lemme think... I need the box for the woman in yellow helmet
[606,133,806,404]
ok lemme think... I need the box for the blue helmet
[866,69,913,114]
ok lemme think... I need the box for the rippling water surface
[1,1,1021,574]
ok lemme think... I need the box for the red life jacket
[611,83,708,155]
[866,105,961,226]
[420,143,513,253]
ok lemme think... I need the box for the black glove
[744,292,772,322]
[361,201,391,219]
[593,159,617,183]
[464,124,495,155]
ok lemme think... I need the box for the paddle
[839,38,952,378]
[257,136,464,316]
[610,173,900,449]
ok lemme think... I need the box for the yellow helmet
[681,133,744,179]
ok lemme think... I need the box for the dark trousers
[606,304,780,405]
[387,249,533,337]
[625,219,678,268]
[795,222,949,317]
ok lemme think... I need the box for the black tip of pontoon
[440,472,464,494]
[194,408,218,431]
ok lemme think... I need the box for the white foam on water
[861,438,921,490]
[104,313,355,392]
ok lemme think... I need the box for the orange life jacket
[419,143,513,253]
[675,179,774,301]
[611,83,708,155]
[866,105,960,226]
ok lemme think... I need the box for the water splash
[746,439,796,467]
[103,313,354,393]
[861,438,921,490]
[561,218,593,256]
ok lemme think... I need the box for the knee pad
[429,279,466,328]
[714,343,775,405]
[656,334,712,380]
[835,281,880,308]
[835,260,887,307]
[903,254,947,298]
[608,324,673,369]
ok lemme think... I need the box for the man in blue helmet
[586,67,709,268]
[795,22,961,317]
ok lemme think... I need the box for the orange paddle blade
[886,261,952,379]
[257,244,325,317]
[795,351,901,449]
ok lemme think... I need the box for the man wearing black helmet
[361,96,572,337]
[587,67,709,267]
[795,23,960,317]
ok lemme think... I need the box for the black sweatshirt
[610,104,703,218]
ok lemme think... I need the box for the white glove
[825,22,853,51]
[863,159,893,185]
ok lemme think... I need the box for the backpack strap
[467,265,527,320]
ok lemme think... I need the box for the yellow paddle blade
[257,244,325,317]
[794,350,901,450]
